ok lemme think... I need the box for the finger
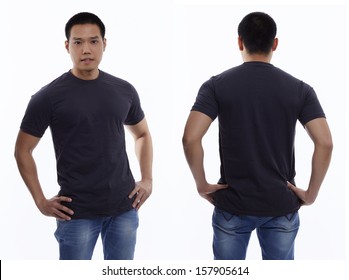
[59,205,74,216]
[134,199,143,210]
[286,182,306,204]
[136,195,150,210]
[128,185,140,199]
[132,194,141,209]
[215,184,229,190]
[55,197,74,215]
[53,208,72,221]
[54,202,74,217]
[59,196,73,203]
[49,198,74,216]
[58,215,71,221]
[133,190,151,210]
[287,181,296,190]
[132,192,145,209]
[207,184,229,194]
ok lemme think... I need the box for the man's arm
[288,118,333,205]
[14,130,74,220]
[182,111,228,204]
[126,118,153,210]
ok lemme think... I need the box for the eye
[91,40,99,44]
[73,41,81,45]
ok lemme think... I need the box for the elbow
[182,134,201,157]
[182,135,188,148]
[14,144,32,164]
[14,148,25,167]
[327,140,334,154]
[316,137,333,156]
[14,148,24,169]
[14,145,20,162]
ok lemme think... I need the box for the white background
[0,0,347,268]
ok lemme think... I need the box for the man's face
[65,23,106,79]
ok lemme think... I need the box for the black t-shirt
[20,70,145,219]
[192,62,325,216]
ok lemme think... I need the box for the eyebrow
[72,36,100,41]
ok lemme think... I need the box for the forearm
[182,112,228,202]
[307,143,333,202]
[183,140,207,189]
[134,132,153,181]
[15,151,45,206]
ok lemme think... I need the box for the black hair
[65,12,106,40]
[237,12,277,54]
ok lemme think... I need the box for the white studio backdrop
[0,0,347,262]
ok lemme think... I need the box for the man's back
[192,62,325,216]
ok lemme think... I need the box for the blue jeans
[212,207,299,260]
[54,209,139,260]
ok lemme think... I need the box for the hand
[287,181,314,206]
[128,179,152,210]
[36,196,74,221]
[197,183,229,205]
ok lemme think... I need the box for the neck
[242,51,273,64]
[71,68,99,80]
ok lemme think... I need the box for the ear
[103,38,107,51]
[272,38,278,51]
[238,36,244,51]
[65,40,70,53]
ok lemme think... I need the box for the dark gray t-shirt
[192,62,325,216]
[20,70,145,219]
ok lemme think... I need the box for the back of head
[65,12,106,40]
[238,12,277,54]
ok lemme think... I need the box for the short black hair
[238,12,277,54]
[65,12,106,40]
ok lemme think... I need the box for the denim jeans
[54,209,139,260]
[212,207,299,260]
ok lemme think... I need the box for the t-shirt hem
[68,206,134,220]
[19,127,44,138]
[214,205,301,217]
[300,113,326,126]
[190,108,216,121]
[124,114,145,126]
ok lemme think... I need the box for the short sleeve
[20,90,51,138]
[298,85,326,126]
[124,85,145,125]
[191,78,218,120]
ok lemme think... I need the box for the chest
[49,84,132,128]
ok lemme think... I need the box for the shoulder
[197,67,240,95]
[35,72,73,96]
[204,64,249,88]
[99,71,137,92]
[212,65,243,81]
[272,65,307,84]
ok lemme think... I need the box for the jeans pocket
[284,211,298,222]
[215,208,234,221]
[213,208,243,231]
[273,211,299,230]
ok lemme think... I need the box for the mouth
[81,58,94,63]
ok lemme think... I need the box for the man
[182,12,332,260]
[14,12,153,260]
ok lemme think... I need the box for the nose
[82,42,91,54]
